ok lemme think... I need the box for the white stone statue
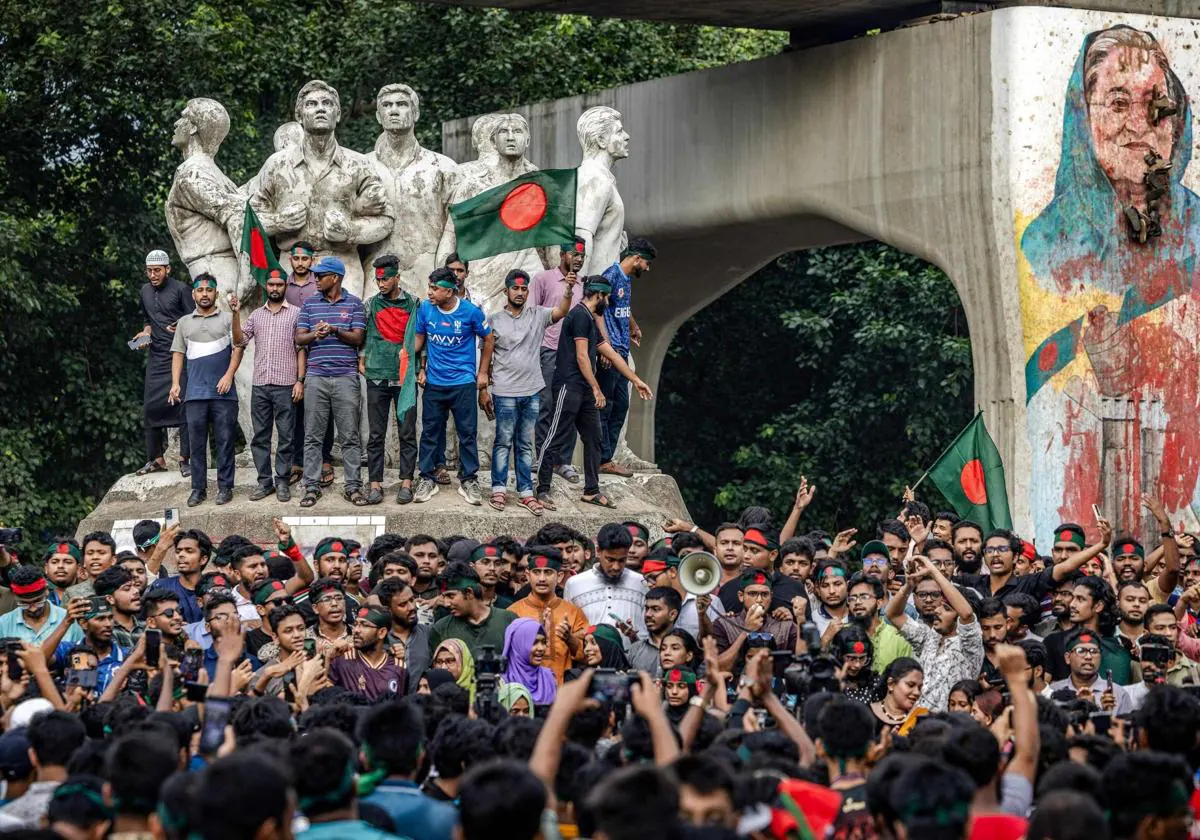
[437,113,550,314]
[250,80,395,300]
[165,98,246,300]
[574,106,630,275]
[363,84,459,298]
[242,122,303,195]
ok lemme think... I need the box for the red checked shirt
[240,301,301,386]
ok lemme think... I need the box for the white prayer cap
[10,698,53,729]
[144,250,170,266]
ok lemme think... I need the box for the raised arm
[1144,496,1180,596]
[997,643,1039,785]
[779,477,816,544]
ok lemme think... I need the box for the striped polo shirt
[297,291,366,377]
[170,310,237,401]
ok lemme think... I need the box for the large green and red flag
[926,412,1013,533]
[449,169,577,261]
[241,202,285,288]
[1024,317,1083,402]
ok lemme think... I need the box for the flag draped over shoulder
[364,293,420,417]
[449,169,577,261]
[926,412,1013,533]
[241,202,284,288]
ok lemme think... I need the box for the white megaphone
[678,551,722,596]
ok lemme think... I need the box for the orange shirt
[510,594,589,684]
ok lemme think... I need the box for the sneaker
[458,479,482,506]
[555,465,581,484]
[395,484,414,505]
[434,466,452,486]
[276,483,291,503]
[215,488,233,505]
[413,478,438,503]
[249,486,272,501]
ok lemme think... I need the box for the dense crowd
[0,487,1194,839]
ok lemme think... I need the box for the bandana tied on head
[562,240,585,254]
[666,668,697,686]
[191,275,217,290]
[620,246,656,261]
[290,244,315,257]
[42,542,81,565]
[526,551,562,571]
[1069,630,1100,652]
[11,575,47,597]
[1055,526,1086,549]
[470,544,502,564]
[356,607,390,628]
[641,559,668,575]
[375,265,399,281]
[740,571,772,591]
[744,529,779,551]
[314,538,347,561]
[624,522,649,542]
[583,278,612,295]
[1115,540,1145,559]
[501,618,557,705]
[505,270,530,288]
[251,579,286,606]
[432,275,458,289]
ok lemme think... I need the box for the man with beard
[713,571,799,672]
[1050,522,1087,567]
[1035,572,1082,639]
[230,268,303,502]
[373,578,430,692]
[976,598,1010,688]
[168,273,243,507]
[846,572,911,673]
[428,562,517,657]
[470,544,513,608]
[956,528,1101,601]
[510,547,587,683]
[405,534,443,622]
[297,539,359,624]
[484,268,577,514]
[201,594,260,680]
[93,567,144,650]
[877,519,910,568]
[0,567,83,647]
[1113,497,1179,603]
[858,540,894,591]
[532,238,587,487]
[811,558,851,638]
[48,598,128,694]
[1048,628,1133,714]
[38,541,81,606]
[951,520,984,574]
[628,586,680,676]
[564,524,646,641]
[717,527,778,613]
[533,277,652,510]
[1117,581,1151,652]
[229,544,313,626]
[330,606,406,699]
[1003,593,1043,642]
[133,249,193,478]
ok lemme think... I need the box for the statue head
[577,106,629,161]
[470,114,503,164]
[294,80,341,135]
[172,98,230,155]
[376,84,420,133]
[273,121,303,153]
[492,114,530,162]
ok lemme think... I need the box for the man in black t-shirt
[532,276,652,509]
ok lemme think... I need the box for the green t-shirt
[429,607,518,659]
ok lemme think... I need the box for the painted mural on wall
[1014,15,1200,541]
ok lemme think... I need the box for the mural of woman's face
[1088,46,1175,187]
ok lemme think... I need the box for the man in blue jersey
[295,257,368,508]
[168,273,243,507]
[412,266,494,506]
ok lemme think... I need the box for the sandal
[319,465,335,488]
[580,493,616,509]
[518,496,544,517]
[289,467,303,486]
[344,488,369,507]
[536,492,557,511]
[135,460,167,476]
[489,492,506,512]
[300,489,321,508]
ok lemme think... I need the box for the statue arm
[349,171,395,246]
[248,164,296,236]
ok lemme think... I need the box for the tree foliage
[657,244,974,531]
[0,0,784,541]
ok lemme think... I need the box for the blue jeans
[419,383,478,481]
[491,395,539,496]
[597,347,630,463]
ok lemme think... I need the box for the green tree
[657,244,973,531]
[0,0,784,544]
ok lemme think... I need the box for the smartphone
[88,595,110,615]
[199,697,232,756]
[127,335,151,350]
[164,508,179,526]
[144,630,161,669]
[180,649,203,684]
[589,668,637,705]
[303,638,317,660]
[184,681,208,703]
[65,668,98,690]
[1092,504,1103,521]
[4,641,22,681]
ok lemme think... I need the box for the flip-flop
[135,460,167,476]
[489,493,506,512]
[580,493,616,509]
[536,493,557,511]
[319,465,335,488]
[518,496,544,517]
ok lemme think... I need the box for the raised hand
[794,476,816,512]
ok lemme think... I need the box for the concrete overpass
[439,2,1200,545]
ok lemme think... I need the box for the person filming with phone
[42,597,127,695]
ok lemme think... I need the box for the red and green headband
[666,668,697,686]
[43,542,81,564]
[314,538,347,560]
[740,571,772,590]
[441,577,477,593]
[1055,528,1086,549]
[527,552,562,571]
[291,245,314,257]
[1115,540,1145,559]
[11,575,47,597]
[252,579,286,606]
[625,523,649,542]
[744,528,779,551]
[470,544,501,563]
[375,265,399,281]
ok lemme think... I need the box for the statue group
[165,79,638,464]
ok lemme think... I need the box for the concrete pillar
[444,6,1200,545]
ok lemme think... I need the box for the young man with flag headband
[711,569,799,673]
[38,541,82,606]
[330,606,407,699]
[168,272,244,508]
[483,267,578,515]
[361,254,421,505]
[1048,627,1134,714]
[229,266,303,503]
[428,561,517,658]
[622,521,650,571]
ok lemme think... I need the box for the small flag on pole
[925,411,1013,533]
[241,202,284,288]
[449,169,577,262]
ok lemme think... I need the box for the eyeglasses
[153,608,180,619]
[17,597,47,608]
[983,547,1011,556]
[1072,647,1101,657]
[862,557,888,567]
[314,595,344,606]
[846,593,875,603]
[914,591,943,601]
[264,595,294,606]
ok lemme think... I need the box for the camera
[783,653,841,702]
[474,645,507,721]
[0,529,22,547]
[589,668,640,705]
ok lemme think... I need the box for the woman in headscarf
[416,668,457,695]
[662,667,698,725]
[431,638,476,704]
[501,617,557,706]
[581,624,630,670]
[497,682,535,718]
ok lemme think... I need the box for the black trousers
[145,424,190,463]
[365,382,418,484]
[250,385,296,488]
[535,385,602,496]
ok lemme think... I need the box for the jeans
[366,381,417,484]
[303,375,361,491]
[535,385,602,496]
[419,384,478,481]
[294,395,334,466]
[597,347,630,463]
[534,346,575,466]
[146,424,189,463]
[491,394,539,496]
[250,384,296,489]
[184,400,238,493]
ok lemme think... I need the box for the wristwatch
[1162,530,1176,539]
[690,525,700,534]
[688,696,707,709]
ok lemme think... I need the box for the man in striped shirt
[230,269,304,502]
[295,257,368,507]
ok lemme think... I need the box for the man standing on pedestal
[596,239,656,478]
[229,268,303,503]
[412,267,494,507]
[295,257,367,508]
[168,274,243,507]
[283,241,334,489]
[133,249,193,478]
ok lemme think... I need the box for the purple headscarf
[502,617,558,705]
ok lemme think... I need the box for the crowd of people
[0,487,1194,839]
[133,234,654,512]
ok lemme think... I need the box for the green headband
[374,265,399,281]
[1114,540,1145,559]
[43,541,82,564]
[355,606,391,627]
[298,757,356,812]
[665,668,697,686]
[1055,527,1086,549]
[191,277,217,289]
[584,280,612,295]
[432,276,458,289]
[291,245,314,257]
[740,571,773,590]
[314,537,348,560]
[442,577,477,593]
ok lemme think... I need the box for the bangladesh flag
[926,412,1012,533]
[1024,317,1082,402]
[449,169,577,261]
[241,202,285,288]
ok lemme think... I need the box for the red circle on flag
[1037,341,1058,372]
[375,308,409,344]
[499,183,548,231]
[960,459,988,505]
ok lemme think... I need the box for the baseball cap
[0,729,32,781]
[312,256,346,276]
